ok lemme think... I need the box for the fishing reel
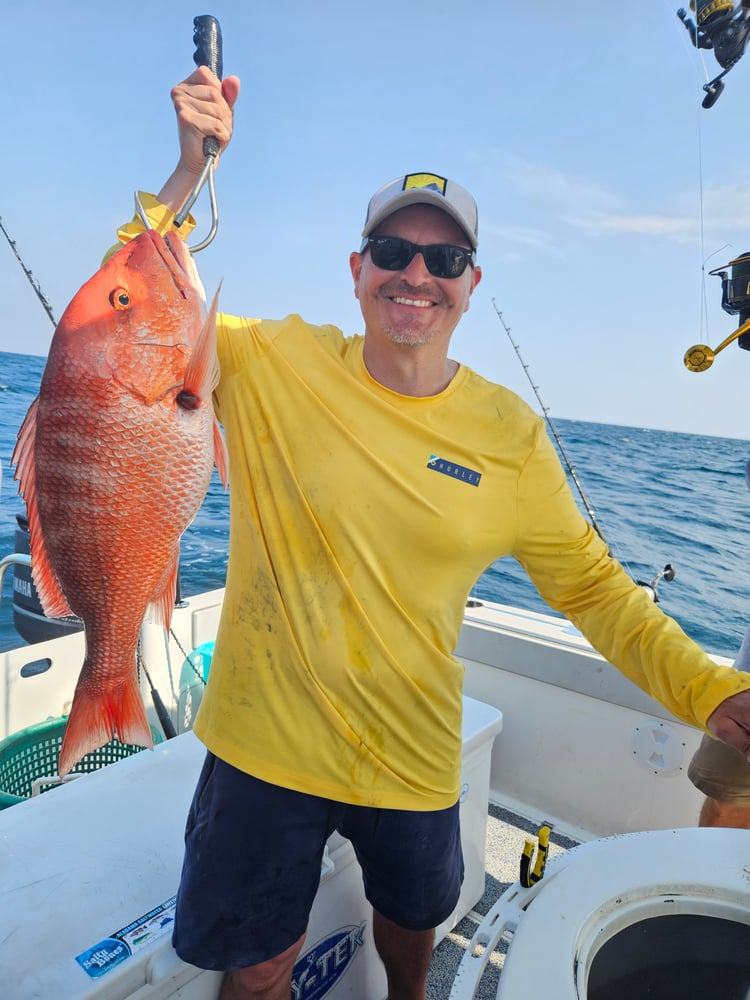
[636,564,676,603]
[677,0,750,107]
[684,251,750,372]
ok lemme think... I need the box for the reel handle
[684,316,750,372]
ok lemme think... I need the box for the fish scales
[12,230,227,776]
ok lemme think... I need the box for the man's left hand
[707,690,750,760]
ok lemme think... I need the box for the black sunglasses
[360,235,475,279]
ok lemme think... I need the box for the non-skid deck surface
[427,804,580,999]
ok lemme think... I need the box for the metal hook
[185,160,219,254]
[133,191,150,231]
[168,15,223,253]
[132,170,218,254]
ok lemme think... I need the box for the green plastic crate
[0,716,163,810]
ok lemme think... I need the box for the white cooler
[0,696,501,999]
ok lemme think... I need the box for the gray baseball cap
[362,172,478,250]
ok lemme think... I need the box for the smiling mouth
[390,295,434,308]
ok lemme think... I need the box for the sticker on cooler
[75,895,177,979]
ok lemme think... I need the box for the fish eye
[109,288,131,310]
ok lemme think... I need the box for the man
[117,67,750,1000]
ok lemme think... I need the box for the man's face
[350,204,482,350]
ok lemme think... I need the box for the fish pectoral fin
[11,396,74,618]
[182,285,222,401]
[58,674,153,778]
[213,417,229,488]
[186,286,227,487]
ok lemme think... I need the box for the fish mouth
[146,230,207,306]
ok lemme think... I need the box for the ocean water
[1,349,749,659]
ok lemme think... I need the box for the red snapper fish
[12,230,228,776]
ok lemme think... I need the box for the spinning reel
[677,0,750,107]
[684,251,750,372]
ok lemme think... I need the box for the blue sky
[3,0,750,439]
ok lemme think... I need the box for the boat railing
[0,553,30,607]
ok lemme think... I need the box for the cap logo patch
[403,173,447,196]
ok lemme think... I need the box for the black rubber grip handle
[192,15,223,158]
[193,15,223,78]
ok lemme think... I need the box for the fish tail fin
[58,673,153,778]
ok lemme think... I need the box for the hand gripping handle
[192,15,223,158]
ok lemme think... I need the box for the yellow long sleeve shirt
[111,197,750,810]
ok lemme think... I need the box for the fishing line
[666,0,713,85]
[697,110,708,341]
[161,626,179,703]
[692,108,731,349]
[667,0,735,346]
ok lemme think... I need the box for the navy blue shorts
[172,752,464,970]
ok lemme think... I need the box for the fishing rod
[0,217,57,327]
[491,299,609,544]
[137,643,177,741]
[491,300,676,600]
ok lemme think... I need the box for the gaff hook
[132,170,218,254]
[180,160,219,255]
[174,15,224,254]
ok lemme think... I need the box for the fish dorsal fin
[11,397,74,618]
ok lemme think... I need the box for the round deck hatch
[588,913,750,1000]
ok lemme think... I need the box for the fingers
[712,721,750,761]
[170,67,239,176]
[222,75,241,110]
[707,695,750,761]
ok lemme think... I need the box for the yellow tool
[519,823,551,888]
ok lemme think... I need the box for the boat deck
[428,803,580,998]
[0,589,714,998]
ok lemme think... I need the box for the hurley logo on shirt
[427,455,482,487]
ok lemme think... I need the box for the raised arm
[158,66,241,215]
